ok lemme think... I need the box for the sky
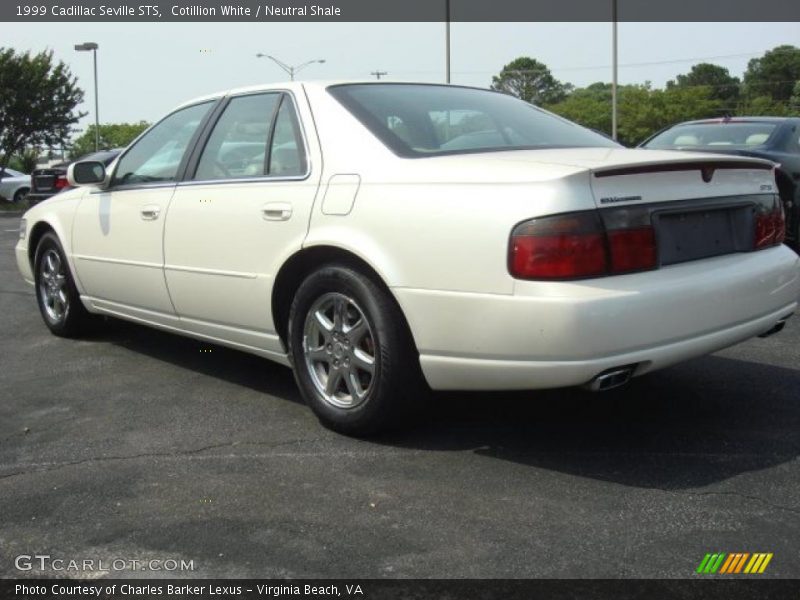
[3,21,799,134]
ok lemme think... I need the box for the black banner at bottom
[3,579,800,600]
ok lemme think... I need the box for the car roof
[173,80,502,111]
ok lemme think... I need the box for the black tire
[13,187,29,204]
[34,232,92,337]
[287,264,424,436]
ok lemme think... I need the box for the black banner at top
[3,0,800,22]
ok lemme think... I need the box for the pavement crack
[0,436,326,481]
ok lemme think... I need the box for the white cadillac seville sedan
[15,82,800,434]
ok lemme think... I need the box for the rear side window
[195,93,280,181]
[268,96,307,177]
[194,92,307,181]
[112,101,213,186]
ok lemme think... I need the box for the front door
[71,100,215,327]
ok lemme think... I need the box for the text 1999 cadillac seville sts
[16,82,800,434]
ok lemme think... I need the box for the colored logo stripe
[697,553,773,574]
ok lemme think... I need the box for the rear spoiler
[594,159,775,179]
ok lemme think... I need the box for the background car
[0,167,31,204]
[27,149,122,206]
[640,117,800,250]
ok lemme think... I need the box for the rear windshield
[644,122,778,149]
[328,83,618,158]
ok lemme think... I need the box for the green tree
[738,95,793,117]
[791,81,800,110]
[547,83,722,146]
[70,121,150,159]
[491,57,571,105]
[666,62,741,105]
[543,82,613,135]
[0,48,85,174]
[743,45,800,104]
[7,148,39,173]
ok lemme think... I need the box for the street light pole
[74,42,100,152]
[611,0,618,141]
[256,54,326,81]
[445,0,451,83]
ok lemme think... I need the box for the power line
[389,47,800,77]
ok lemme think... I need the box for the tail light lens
[754,196,785,249]
[54,175,69,190]
[510,210,657,280]
[607,228,657,273]
[509,212,607,279]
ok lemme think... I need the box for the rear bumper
[394,246,800,390]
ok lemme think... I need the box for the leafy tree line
[492,45,800,146]
[69,122,150,159]
[0,47,149,176]
[0,48,84,176]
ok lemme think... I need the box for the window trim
[105,99,221,192]
[181,89,312,187]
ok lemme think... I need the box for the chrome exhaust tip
[758,313,793,339]
[585,365,636,392]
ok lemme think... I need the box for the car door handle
[140,205,161,220]
[261,202,292,221]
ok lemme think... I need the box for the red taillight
[510,210,658,280]
[54,175,69,190]
[607,227,657,273]
[510,212,607,279]
[754,196,785,250]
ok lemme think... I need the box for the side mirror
[67,161,106,186]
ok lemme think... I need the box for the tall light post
[445,0,451,83]
[74,42,100,152]
[611,0,618,141]
[255,54,326,80]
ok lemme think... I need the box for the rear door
[163,91,321,355]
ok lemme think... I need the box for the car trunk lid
[586,154,780,267]
[32,168,67,193]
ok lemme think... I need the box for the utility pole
[371,70,388,80]
[445,0,451,83]
[611,0,618,141]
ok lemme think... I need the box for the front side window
[112,101,213,186]
[328,83,618,158]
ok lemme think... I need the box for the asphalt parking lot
[0,214,799,579]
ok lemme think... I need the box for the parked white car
[0,167,31,204]
[15,82,800,434]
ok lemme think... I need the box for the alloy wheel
[302,292,377,409]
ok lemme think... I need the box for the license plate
[657,207,751,266]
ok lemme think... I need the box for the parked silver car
[0,168,31,204]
